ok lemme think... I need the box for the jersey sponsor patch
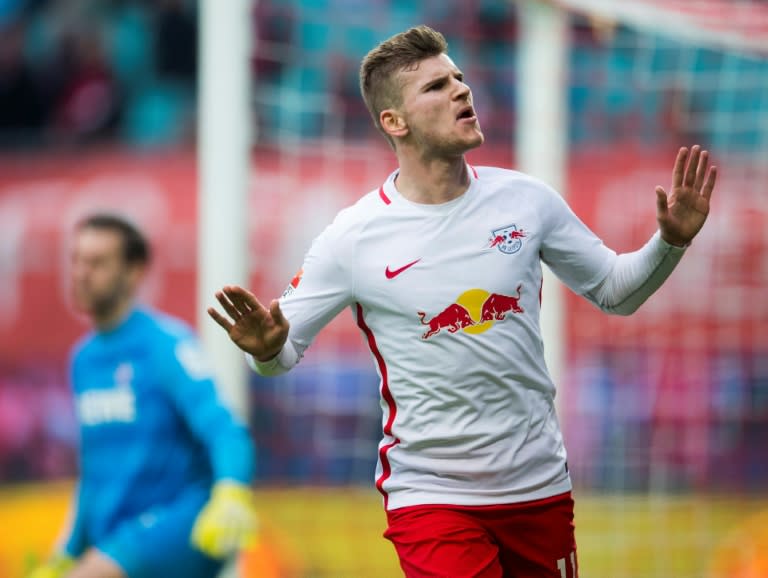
[175,340,214,380]
[282,267,304,297]
[417,285,524,339]
[77,385,136,425]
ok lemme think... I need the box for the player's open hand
[208,286,289,362]
[656,144,717,247]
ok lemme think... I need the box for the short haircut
[359,25,448,147]
[76,213,151,265]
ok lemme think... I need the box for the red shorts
[384,492,578,578]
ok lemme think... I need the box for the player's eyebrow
[420,70,464,91]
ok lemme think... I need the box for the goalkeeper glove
[26,553,76,578]
[191,480,259,559]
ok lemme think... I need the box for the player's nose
[452,78,471,100]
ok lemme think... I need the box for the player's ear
[381,109,408,139]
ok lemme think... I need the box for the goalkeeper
[28,214,257,578]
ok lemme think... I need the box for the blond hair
[359,25,448,146]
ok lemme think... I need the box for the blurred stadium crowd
[0,0,198,149]
[4,0,760,152]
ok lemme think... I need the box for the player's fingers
[207,307,233,332]
[269,299,287,327]
[672,147,688,190]
[655,186,668,216]
[224,286,265,315]
[693,150,709,192]
[208,532,225,557]
[702,165,717,201]
[684,145,701,188]
[210,526,235,557]
[215,290,244,320]
[191,512,208,544]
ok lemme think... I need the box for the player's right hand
[26,553,76,578]
[208,285,289,362]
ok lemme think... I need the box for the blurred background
[0,0,767,577]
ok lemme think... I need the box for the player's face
[395,54,484,156]
[70,228,138,322]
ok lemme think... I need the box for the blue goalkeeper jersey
[64,307,255,556]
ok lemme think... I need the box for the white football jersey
[271,166,617,510]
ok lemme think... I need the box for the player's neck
[93,298,135,332]
[394,154,470,205]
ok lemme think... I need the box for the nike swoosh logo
[385,259,421,279]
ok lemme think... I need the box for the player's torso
[354,176,547,374]
[345,172,571,507]
[74,338,178,449]
[72,316,208,507]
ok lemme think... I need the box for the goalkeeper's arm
[161,336,258,558]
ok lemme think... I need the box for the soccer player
[207,25,717,578]
[29,214,258,578]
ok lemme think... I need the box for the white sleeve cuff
[585,230,687,315]
[245,340,300,376]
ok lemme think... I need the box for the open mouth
[457,106,476,122]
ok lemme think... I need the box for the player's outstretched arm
[207,285,289,362]
[655,144,717,247]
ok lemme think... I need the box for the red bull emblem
[417,285,524,340]
[487,225,526,254]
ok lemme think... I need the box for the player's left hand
[656,144,717,247]
[191,480,259,559]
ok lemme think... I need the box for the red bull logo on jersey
[417,285,524,340]
[487,224,526,254]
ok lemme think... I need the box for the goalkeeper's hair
[359,25,448,147]
[76,213,151,266]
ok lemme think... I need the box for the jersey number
[557,551,577,578]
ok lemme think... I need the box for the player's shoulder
[475,165,555,192]
[474,166,565,210]
[321,186,390,239]
[138,307,195,342]
[70,331,96,362]
[135,308,213,378]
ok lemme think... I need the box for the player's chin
[465,129,484,150]
[71,292,103,316]
[72,299,95,315]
